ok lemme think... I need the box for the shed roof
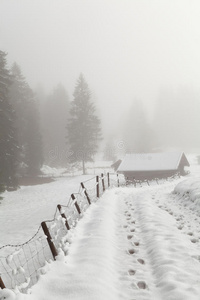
[117,152,189,172]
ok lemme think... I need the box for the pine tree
[9,62,43,176]
[123,100,155,153]
[67,74,101,174]
[0,51,18,188]
[41,83,70,166]
[25,89,43,175]
[103,139,117,162]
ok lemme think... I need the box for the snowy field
[1,157,200,299]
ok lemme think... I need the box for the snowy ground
[1,158,200,299]
[0,175,95,247]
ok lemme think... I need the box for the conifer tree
[0,51,18,188]
[25,94,43,175]
[9,62,43,176]
[123,100,155,153]
[67,74,101,174]
[41,83,70,166]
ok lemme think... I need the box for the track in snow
[2,180,200,300]
[114,182,200,299]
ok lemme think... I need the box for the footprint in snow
[187,232,193,236]
[191,238,198,243]
[128,269,136,276]
[134,242,139,246]
[128,248,136,255]
[127,235,133,240]
[130,228,135,232]
[137,281,148,289]
[137,258,145,265]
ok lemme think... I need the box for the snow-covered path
[3,181,200,300]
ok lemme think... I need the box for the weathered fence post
[117,173,120,187]
[81,182,91,205]
[0,276,5,289]
[107,172,110,188]
[101,173,105,192]
[41,221,58,260]
[71,194,81,214]
[96,176,99,198]
[57,204,70,230]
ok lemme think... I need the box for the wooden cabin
[117,152,190,181]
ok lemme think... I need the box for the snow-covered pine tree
[67,74,101,174]
[0,51,18,189]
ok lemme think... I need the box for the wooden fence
[0,172,180,293]
[0,173,120,293]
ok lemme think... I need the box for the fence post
[0,276,5,289]
[117,173,120,187]
[57,204,70,230]
[101,173,105,192]
[107,172,110,188]
[81,182,91,205]
[96,176,99,198]
[41,221,58,260]
[71,194,81,214]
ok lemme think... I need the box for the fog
[1,0,200,158]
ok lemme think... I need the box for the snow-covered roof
[117,152,189,172]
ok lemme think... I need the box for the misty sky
[1,0,200,137]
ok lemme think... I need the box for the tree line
[104,89,200,161]
[0,50,101,193]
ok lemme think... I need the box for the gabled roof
[117,152,189,172]
[111,159,122,170]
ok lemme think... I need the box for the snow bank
[174,177,200,206]
[2,181,200,300]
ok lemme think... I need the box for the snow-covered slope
[0,175,94,247]
[1,157,200,299]
[2,177,200,299]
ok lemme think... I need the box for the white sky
[1,0,200,134]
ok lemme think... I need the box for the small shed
[117,152,190,181]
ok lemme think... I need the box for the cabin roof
[111,159,122,169]
[117,152,190,172]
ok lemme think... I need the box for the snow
[0,175,94,247]
[118,152,188,171]
[1,157,200,299]
[174,177,200,204]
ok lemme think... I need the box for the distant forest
[1,49,200,190]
